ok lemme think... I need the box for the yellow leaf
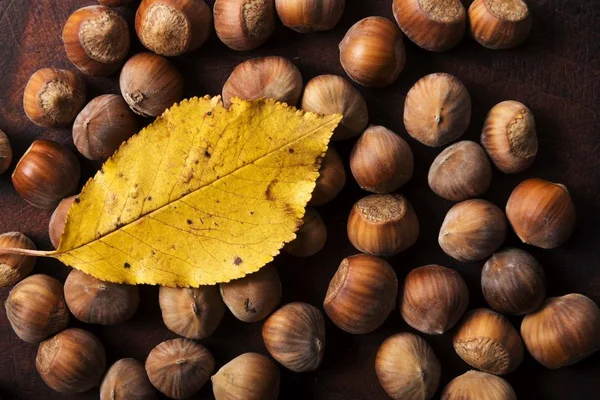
[15,96,341,287]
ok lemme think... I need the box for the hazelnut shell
[214,0,275,51]
[309,146,346,206]
[468,0,532,49]
[442,370,517,400]
[48,195,77,249]
[275,0,345,33]
[212,352,280,400]
[283,207,327,257]
[0,232,36,287]
[0,129,12,175]
[100,358,158,400]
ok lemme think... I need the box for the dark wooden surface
[0,0,599,399]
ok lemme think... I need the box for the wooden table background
[0,0,599,399]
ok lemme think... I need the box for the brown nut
[220,264,282,322]
[145,338,215,399]
[120,52,184,117]
[5,274,69,343]
[375,333,441,400]
[442,370,517,400]
[324,254,398,334]
[0,232,36,287]
[36,328,106,394]
[400,265,469,335]
[428,140,492,201]
[347,194,419,256]
[404,73,471,147]
[63,6,130,76]
[350,126,414,193]
[482,248,545,315]
[275,0,345,33]
[481,100,537,173]
[0,129,12,175]
[506,178,576,249]
[339,17,406,87]
[212,353,280,400]
[392,0,466,51]
[521,293,600,369]
[214,0,275,51]
[159,285,226,339]
[12,140,81,210]
[73,94,138,160]
[453,308,523,375]
[136,0,212,56]
[23,68,86,128]
[64,269,140,325]
[48,195,77,249]
[262,302,326,372]
[100,358,158,400]
[222,56,303,108]
[439,199,507,262]
[283,207,327,257]
[301,74,368,141]
[468,0,531,49]
[309,146,346,206]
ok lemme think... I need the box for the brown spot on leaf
[74,197,80,204]
[204,150,211,158]
[250,211,254,215]
[233,256,243,266]
[147,196,152,201]
[265,179,279,201]
[124,262,131,269]
[207,111,212,116]
[187,219,193,225]
[288,148,294,153]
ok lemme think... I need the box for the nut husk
[212,352,280,400]
[400,265,469,335]
[442,370,517,400]
[220,264,282,322]
[159,285,226,339]
[0,232,36,287]
[145,338,215,399]
[453,308,523,375]
[64,269,140,325]
[375,333,441,400]
[263,302,326,372]
[521,293,600,369]
[100,358,158,400]
[5,274,69,343]
[36,328,106,393]
[324,254,398,334]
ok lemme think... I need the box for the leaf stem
[0,247,54,257]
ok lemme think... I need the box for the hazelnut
[482,248,545,315]
[214,0,275,51]
[12,140,81,210]
[275,0,345,33]
[99,0,135,6]
[263,302,325,372]
[468,0,531,49]
[347,194,419,256]
[301,74,368,141]
[453,308,523,375]
[159,285,226,339]
[36,328,106,393]
[309,146,346,206]
[220,264,282,322]
[481,100,537,173]
[64,269,140,325]
[0,232,36,287]
[222,56,303,108]
[324,254,398,334]
[339,17,406,87]
[428,140,492,201]
[442,370,516,400]
[100,358,158,400]
[521,293,600,369]
[400,265,469,335]
[404,73,471,147]
[212,352,280,400]
[350,125,414,193]
[5,274,69,343]
[283,207,327,257]
[73,94,138,160]
[375,333,441,400]
[439,199,507,262]
[120,52,184,117]
[0,129,12,175]
[506,178,576,249]
[145,338,215,399]
[136,0,212,56]
[62,6,130,76]
[23,68,86,128]
[392,0,466,51]
[48,195,77,249]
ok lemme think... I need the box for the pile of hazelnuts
[0,0,598,399]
